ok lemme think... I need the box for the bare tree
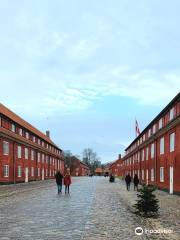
[82,148,101,174]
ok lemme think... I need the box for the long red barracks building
[123,93,180,194]
[0,103,64,184]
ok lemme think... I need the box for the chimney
[118,154,121,159]
[46,130,50,138]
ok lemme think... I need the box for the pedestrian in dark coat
[64,171,72,194]
[133,174,139,191]
[55,171,63,194]
[125,173,131,191]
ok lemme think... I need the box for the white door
[25,168,28,183]
[42,168,44,180]
[169,167,173,194]
[146,169,148,185]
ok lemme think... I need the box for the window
[38,139,41,145]
[42,141,44,147]
[18,166,22,177]
[138,152,140,162]
[33,136,36,143]
[3,141,9,155]
[151,168,154,181]
[42,154,44,163]
[38,168,40,176]
[50,169,51,177]
[142,169,144,180]
[160,167,164,182]
[46,155,48,164]
[146,147,149,160]
[46,169,48,177]
[31,150,34,160]
[160,137,164,155]
[143,134,146,142]
[19,128,23,136]
[148,129,151,138]
[17,146,22,158]
[159,118,163,129]
[169,107,174,121]
[151,143,155,158]
[26,132,29,139]
[25,148,28,159]
[170,132,175,152]
[153,124,156,134]
[142,149,144,161]
[31,167,34,177]
[38,152,40,162]
[11,124,15,132]
[3,165,9,177]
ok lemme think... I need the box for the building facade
[0,103,64,184]
[70,157,90,176]
[109,155,123,177]
[122,93,180,194]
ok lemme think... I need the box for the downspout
[13,141,16,184]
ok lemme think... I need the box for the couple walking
[55,170,72,194]
[125,173,139,191]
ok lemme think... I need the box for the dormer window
[11,124,15,132]
[19,128,22,136]
[26,132,29,139]
[159,118,163,129]
[33,136,36,143]
[170,107,174,121]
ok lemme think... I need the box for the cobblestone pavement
[0,177,179,240]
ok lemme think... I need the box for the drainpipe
[13,141,16,184]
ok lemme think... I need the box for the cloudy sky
[0,0,179,163]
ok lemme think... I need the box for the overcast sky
[0,0,179,163]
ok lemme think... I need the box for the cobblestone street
[0,177,179,240]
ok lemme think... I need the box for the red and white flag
[135,119,141,137]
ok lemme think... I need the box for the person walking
[125,173,131,191]
[133,174,139,191]
[55,170,63,194]
[64,171,72,194]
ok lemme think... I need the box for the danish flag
[135,119,141,137]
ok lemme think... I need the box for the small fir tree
[134,184,159,217]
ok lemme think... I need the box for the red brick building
[122,93,180,194]
[109,155,123,177]
[0,103,64,184]
[70,157,90,176]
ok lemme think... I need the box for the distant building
[70,156,90,176]
[95,167,103,176]
[109,154,123,177]
[122,93,180,194]
[0,103,64,184]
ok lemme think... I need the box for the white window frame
[31,150,34,160]
[3,165,9,177]
[18,166,22,177]
[38,152,40,162]
[26,132,29,139]
[19,128,23,136]
[3,141,9,155]
[153,124,156,134]
[160,167,164,182]
[25,148,28,160]
[142,169,144,180]
[11,124,15,132]
[151,168,154,181]
[151,143,155,158]
[170,132,175,152]
[31,167,34,177]
[159,118,163,129]
[33,136,36,143]
[160,137,164,155]
[169,107,174,121]
[18,146,22,158]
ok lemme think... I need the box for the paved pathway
[0,177,179,240]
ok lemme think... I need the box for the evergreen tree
[134,184,159,217]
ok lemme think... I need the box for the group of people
[125,173,139,191]
[55,170,72,194]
